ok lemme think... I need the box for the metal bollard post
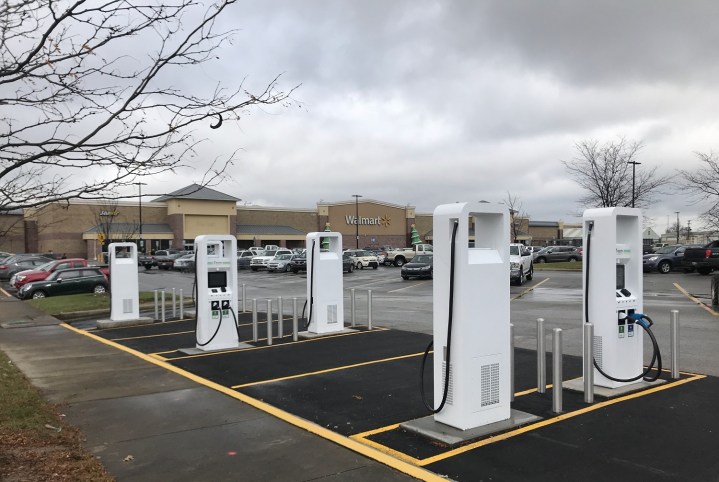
[510,323,515,402]
[552,328,563,413]
[350,288,356,327]
[154,289,159,320]
[179,289,184,319]
[367,289,373,330]
[537,318,545,393]
[242,284,247,312]
[161,289,166,323]
[252,299,258,342]
[266,299,273,346]
[292,297,298,342]
[584,323,594,403]
[172,288,177,318]
[278,297,284,338]
[670,310,680,379]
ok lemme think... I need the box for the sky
[146,0,719,234]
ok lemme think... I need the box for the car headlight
[647,256,658,261]
[510,262,520,269]
[16,275,25,281]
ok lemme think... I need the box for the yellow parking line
[417,374,706,466]
[232,352,427,389]
[60,323,445,482]
[0,286,12,298]
[674,282,719,316]
[512,277,550,300]
[111,330,195,341]
[388,281,430,293]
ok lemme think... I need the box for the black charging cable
[302,240,316,330]
[584,222,662,383]
[420,220,459,413]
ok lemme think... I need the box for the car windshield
[510,246,520,256]
[276,254,292,260]
[414,255,433,263]
[264,250,277,257]
[655,246,678,254]
[37,260,55,271]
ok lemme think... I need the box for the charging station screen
[616,264,625,290]
[207,271,227,288]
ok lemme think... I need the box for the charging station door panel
[109,242,140,321]
[306,232,344,334]
[583,208,644,389]
[195,235,239,351]
[433,202,511,431]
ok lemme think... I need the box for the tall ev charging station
[193,235,241,352]
[303,231,345,335]
[582,207,662,390]
[404,202,539,442]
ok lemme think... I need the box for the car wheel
[698,267,712,275]
[658,261,672,274]
[356,262,362,270]
[518,268,525,286]
[526,264,533,281]
[31,290,47,299]
[93,284,107,294]
[402,275,409,280]
[568,257,578,262]
[536,257,546,264]
[251,267,258,272]
[394,258,405,267]
[372,263,378,270]
[292,268,298,273]
[349,264,354,273]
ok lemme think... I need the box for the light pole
[675,211,680,244]
[135,182,147,253]
[628,160,641,208]
[352,194,362,249]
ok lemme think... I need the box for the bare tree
[92,199,139,245]
[0,1,299,213]
[678,151,719,231]
[504,192,529,243]
[562,138,671,211]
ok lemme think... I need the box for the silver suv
[533,246,581,263]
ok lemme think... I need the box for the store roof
[529,221,559,228]
[237,224,306,235]
[153,184,240,202]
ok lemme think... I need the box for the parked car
[16,267,109,300]
[173,254,196,273]
[267,254,296,272]
[401,254,433,280]
[682,240,719,275]
[643,244,702,274]
[533,246,582,263]
[342,253,354,273]
[344,249,380,269]
[10,258,99,289]
[250,249,292,271]
[237,250,255,270]
[290,254,307,273]
[510,244,534,285]
[155,252,185,270]
[0,255,53,280]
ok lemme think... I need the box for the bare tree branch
[678,151,719,230]
[0,0,300,213]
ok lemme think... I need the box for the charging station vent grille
[327,305,338,324]
[480,362,500,407]
[441,362,454,405]
[122,299,133,314]
[594,335,603,369]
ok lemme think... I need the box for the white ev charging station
[194,235,241,352]
[304,231,345,335]
[582,207,662,390]
[109,242,140,321]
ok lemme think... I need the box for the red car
[10,258,107,289]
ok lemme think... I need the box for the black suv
[290,254,307,273]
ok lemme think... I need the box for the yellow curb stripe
[352,423,401,440]
[232,352,427,389]
[350,431,425,466]
[417,374,706,466]
[673,282,719,316]
[60,323,446,482]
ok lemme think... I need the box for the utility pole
[675,211,680,244]
[352,194,362,249]
[628,161,641,208]
[135,182,147,253]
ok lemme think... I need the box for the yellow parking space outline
[512,277,550,300]
[674,282,719,316]
[61,323,446,482]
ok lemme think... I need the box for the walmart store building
[0,184,570,259]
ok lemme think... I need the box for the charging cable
[302,239,316,330]
[584,222,662,382]
[420,220,459,413]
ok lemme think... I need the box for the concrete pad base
[178,342,254,355]
[563,377,667,398]
[401,409,542,447]
[298,328,357,339]
[96,316,154,329]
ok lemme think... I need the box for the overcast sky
[147,0,719,233]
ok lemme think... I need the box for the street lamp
[628,160,641,208]
[352,194,362,249]
[134,182,147,253]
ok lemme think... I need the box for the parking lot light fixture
[352,194,362,249]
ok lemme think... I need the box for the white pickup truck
[385,244,433,267]
[510,243,534,285]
